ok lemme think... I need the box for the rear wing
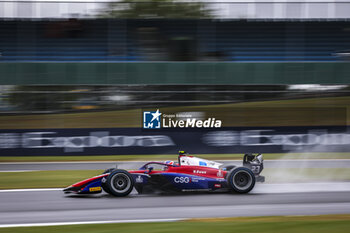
[243,154,264,181]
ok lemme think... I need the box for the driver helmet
[179,150,188,156]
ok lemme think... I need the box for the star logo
[151,109,161,122]
[143,109,162,129]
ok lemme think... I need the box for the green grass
[1,215,350,233]
[0,167,350,189]
[0,96,349,129]
[0,170,103,189]
[1,152,350,162]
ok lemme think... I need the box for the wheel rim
[110,173,131,193]
[232,170,252,191]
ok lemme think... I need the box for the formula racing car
[64,152,264,196]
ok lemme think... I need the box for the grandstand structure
[0,0,349,86]
[0,19,349,62]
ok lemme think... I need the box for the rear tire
[221,164,236,172]
[227,167,255,193]
[106,170,134,197]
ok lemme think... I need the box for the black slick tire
[227,167,255,193]
[106,169,134,197]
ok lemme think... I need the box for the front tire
[106,170,134,197]
[227,167,255,193]
[101,168,117,194]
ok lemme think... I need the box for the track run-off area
[0,159,349,227]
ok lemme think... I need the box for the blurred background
[0,1,350,231]
[0,0,350,156]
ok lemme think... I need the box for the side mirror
[147,167,154,173]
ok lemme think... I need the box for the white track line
[0,188,62,192]
[264,159,350,161]
[0,218,186,228]
[0,170,39,172]
[1,159,350,165]
[0,161,129,165]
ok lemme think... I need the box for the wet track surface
[0,160,349,226]
[1,159,350,171]
[0,184,350,225]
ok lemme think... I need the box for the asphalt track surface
[0,160,350,227]
[1,159,350,171]
[0,184,350,226]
